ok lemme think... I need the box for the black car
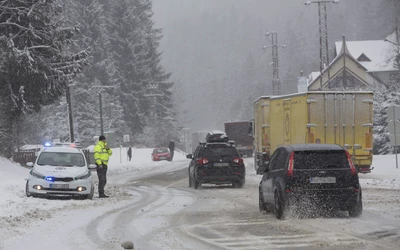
[258,144,362,219]
[186,134,246,189]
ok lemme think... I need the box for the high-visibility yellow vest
[94,141,112,165]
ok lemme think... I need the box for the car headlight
[30,169,45,179]
[75,171,91,180]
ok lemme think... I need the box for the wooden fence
[13,149,92,166]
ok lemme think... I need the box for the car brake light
[233,158,243,164]
[287,152,294,177]
[197,158,209,165]
[345,150,357,175]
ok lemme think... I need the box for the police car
[25,146,96,199]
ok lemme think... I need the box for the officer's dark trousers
[96,164,108,195]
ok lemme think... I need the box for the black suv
[186,132,246,189]
[258,144,362,219]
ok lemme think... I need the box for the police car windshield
[37,152,85,167]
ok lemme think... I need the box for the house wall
[308,54,374,91]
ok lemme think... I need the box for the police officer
[94,135,112,198]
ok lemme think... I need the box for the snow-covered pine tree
[0,0,88,155]
[107,0,176,146]
[60,0,129,144]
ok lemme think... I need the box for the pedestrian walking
[168,140,175,161]
[94,135,112,198]
[127,146,132,161]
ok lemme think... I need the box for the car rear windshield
[293,150,349,170]
[202,146,240,158]
[37,152,86,167]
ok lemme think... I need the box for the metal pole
[305,0,338,89]
[66,85,74,143]
[99,92,104,136]
[394,106,398,169]
[263,32,286,95]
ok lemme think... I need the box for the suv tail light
[233,158,243,164]
[345,150,357,175]
[287,152,294,177]
[197,158,209,165]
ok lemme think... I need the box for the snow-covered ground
[0,148,400,249]
[0,147,188,246]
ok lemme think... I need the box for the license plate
[214,163,229,167]
[310,177,336,184]
[50,184,69,189]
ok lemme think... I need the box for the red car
[151,148,170,161]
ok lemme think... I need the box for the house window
[328,70,364,89]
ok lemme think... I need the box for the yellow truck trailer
[253,91,374,174]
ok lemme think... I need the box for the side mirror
[88,164,97,169]
[186,154,193,159]
[26,162,34,168]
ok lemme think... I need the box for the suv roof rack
[206,131,228,143]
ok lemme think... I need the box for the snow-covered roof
[307,72,321,86]
[335,40,397,72]
[18,144,44,151]
[42,147,82,153]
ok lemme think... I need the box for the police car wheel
[25,181,31,197]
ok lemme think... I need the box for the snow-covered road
[1,149,400,249]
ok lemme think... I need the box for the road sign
[387,106,400,146]
[123,134,130,143]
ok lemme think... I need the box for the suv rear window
[293,150,349,170]
[201,146,240,158]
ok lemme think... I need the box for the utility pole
[92,85,115,136]
[99,92,104,136]
[263,31,286,95]
[66,85,74,143]
[305,0,339,89]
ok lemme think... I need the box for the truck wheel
[188,176,192,188]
